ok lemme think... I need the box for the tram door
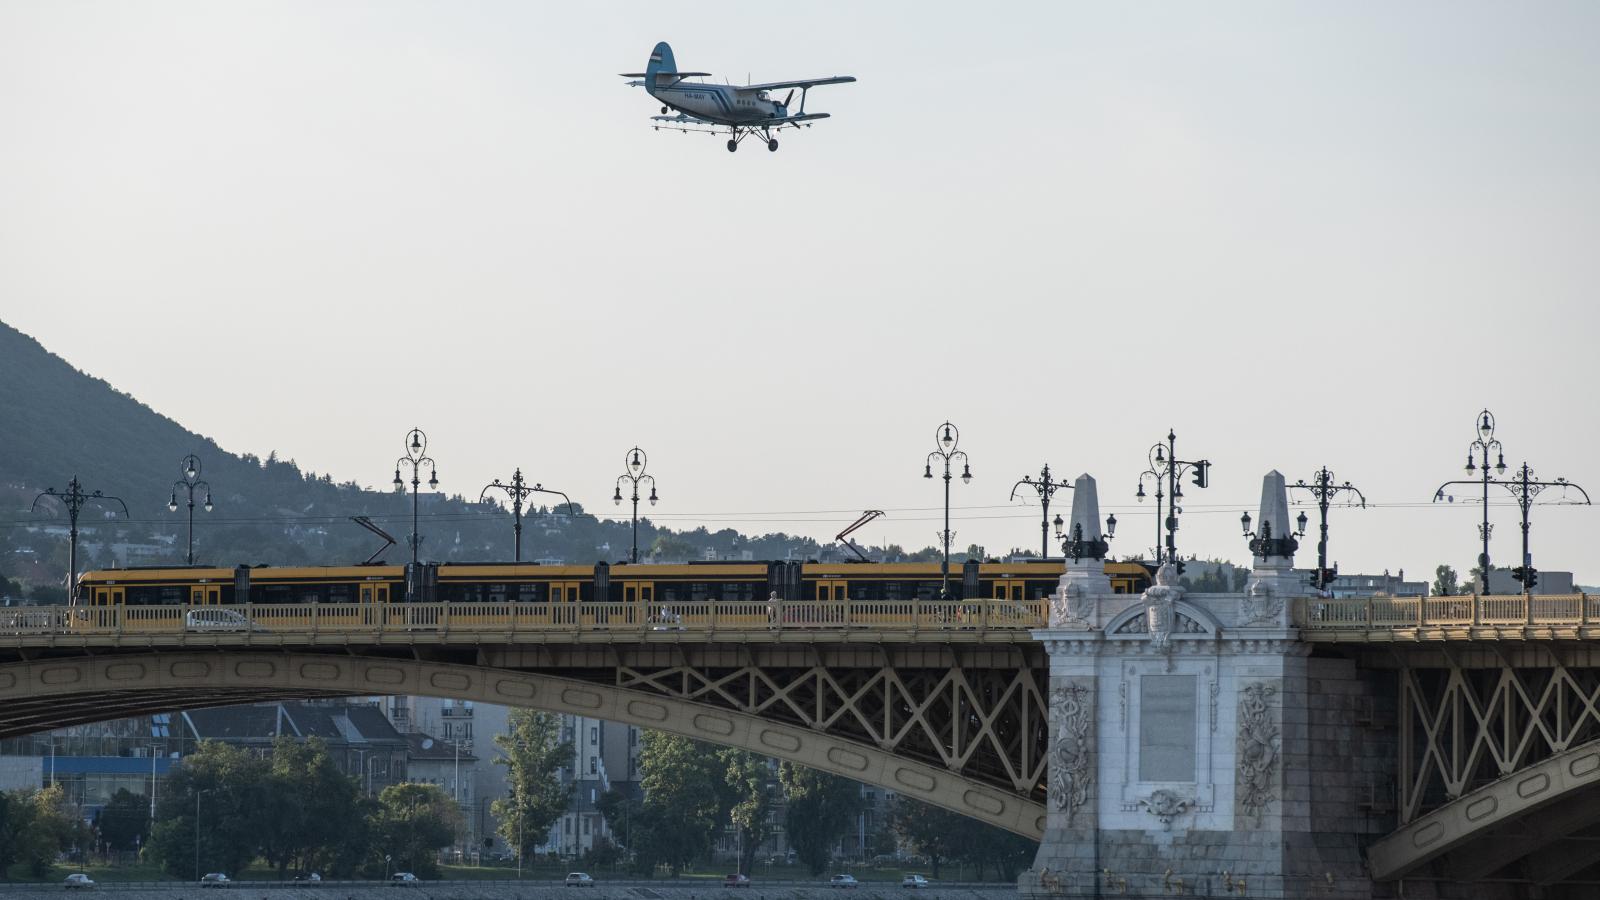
[190,585,222,606]
[552,580,583,626]
[991,579,1026,602]
[815,580,847,602]
[620,581,654,628]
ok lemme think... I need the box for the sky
[2,2,1598,582]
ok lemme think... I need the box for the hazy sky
[3,2,1597,580]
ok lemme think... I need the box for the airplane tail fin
[646,42,676,85]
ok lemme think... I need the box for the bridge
[2,474,1597,898]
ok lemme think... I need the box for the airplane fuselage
[650,82,787,126]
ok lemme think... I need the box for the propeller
[782,89,795,116]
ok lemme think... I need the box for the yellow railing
[1298,594,1594,631]
[0,600,1052,638]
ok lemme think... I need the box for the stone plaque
[1139,675,1197,783]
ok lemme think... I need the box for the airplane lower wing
[775,113,830,124]
[652,113,718,125]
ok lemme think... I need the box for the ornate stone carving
[1138,789,1192,830]
[1048,683,1093,823]
[1049,581,1094,627]
[1239,578,1285,626]
[1236,681,1281,826]
[1112,611,1206,636]
[1142,564,1185,654]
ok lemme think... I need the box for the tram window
[691,583,711,602]
[488,584,507,603]
[160,587,184,604]
[327,585,351,604]
[519,583,544,603]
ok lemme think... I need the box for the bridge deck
[0,599,1048,649]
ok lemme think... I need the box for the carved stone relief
[1236,681,1281,827]
[1049,581,1094,627]
[1138,788,1192,830]
[1048,682,1094,824]
[1239,579,1285,626]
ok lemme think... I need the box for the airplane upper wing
[618,72,713,81]
[739,76,856,92]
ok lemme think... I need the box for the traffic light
[1526,568,1538,590]
[1511,566,1525,584]
[1191,461,1211,489]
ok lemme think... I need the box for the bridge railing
[1298,594,1592,630]
[0,599,1052,638]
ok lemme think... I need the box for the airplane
[620,42,856,153]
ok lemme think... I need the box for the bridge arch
[0,652,1044,838]
[1370,737,1600,882]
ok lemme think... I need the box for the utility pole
[1433,409,1507,593]
[1500,463,1591,593]
[481,469,574,563]
[1011,464,1072,559]
[1135,431,1210,570]
[1290,467,1366,594]
[32,477,128,603]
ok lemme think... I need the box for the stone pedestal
[1020,471,1380,899]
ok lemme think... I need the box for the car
[829,874,859,889]
[902,874,930,889]
[184,608,264,632]
[63,873,96,890]
[565,872,596,887]
[292,872,321,882]
[199,873,231,888]
[391,872,419,885]
[724,873,751,888]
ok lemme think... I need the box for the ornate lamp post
[613,448,657,563]
[1011,464,1072,560]
[1289,468,1365,594]
[1054,510,1117,561]
[168,454,214,566]
[1499,463,1591,592]
[1433,409,1507,593]
[480,469,574,563]
[31,477,128,604]
[392,428,439,567]
[923,421,972,600]
[1239,509,1306,557]
[1134,430,1210,570]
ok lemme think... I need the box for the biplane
[621,42,856,152]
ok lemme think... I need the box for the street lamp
[1240,509,1305,557]
[31,477,128,604]
[168,453,214,566]
[393,428,439,568]
[1289,468,1366,594]
[924,421,972,600]
[1054,512,1117,562]
[614,447,658,563]
[1134,430,1210,570]
[1433,409,1507,593]
[1011,464,1072,560]
[481,469,574,563]
[194,788,210,882]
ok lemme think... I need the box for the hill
[0,320,827,596]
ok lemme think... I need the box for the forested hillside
[0,320,829,596]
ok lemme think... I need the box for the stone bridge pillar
[1021,471,1374,899]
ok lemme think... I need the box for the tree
[491,709,573,861]
[1433,565,1459,597]
[259,737,368,878]
[148,741,270,879]
[631,733,728,875]
[12,784,89,876]
[95,788,150,854]
[371,783,462,879]
[721,750,774,875]
[888,798,963,878]
[778,764,858,876]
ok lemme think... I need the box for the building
[1326,569,1429,598]
[181,700,408,793]
[1484,566,1575,595]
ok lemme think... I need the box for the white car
[829,875,859,889]
[63,873,96,890]
[391,872,419,885]
[184,608,263,632]
[199,873,231,888]
[902,874,930,889]
[565,872,596,887]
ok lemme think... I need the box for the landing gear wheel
[727,139,738,153]
[767,139,779,152]
[661,106,669,114]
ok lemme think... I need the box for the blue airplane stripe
[656,84,733,116]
